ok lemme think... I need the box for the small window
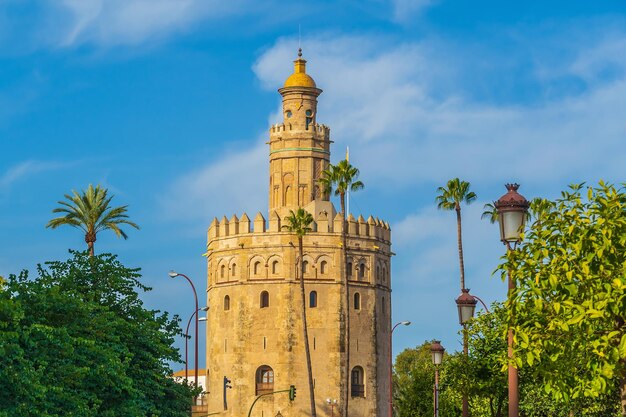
[305,110,313,130]
[358,263,365,280]
[376,266,380,281]
[254,261,261,275]
[260,291,270,308]
[354,293,361,310]
[232,264,237,276]
[286,110,292,118]
[220,265,225,279]
[383,267,387,283]
[382,296,385,314]
[272,260,279,275]
[351,366,365,397]
[305,110,312,116]
[347,262,353,278]
[224,295,230,311]
[310,291,318,308]
[256,365,274,395]
[320,260,327,275]
[303,260,308,274]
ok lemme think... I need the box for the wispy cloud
[52,0,248,47]
[0,160,68,190]
[253,29,626,191]
[390,0,435,23]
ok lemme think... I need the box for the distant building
[204,51,393,417]
[172,368,208,395]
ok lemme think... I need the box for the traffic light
[289,385,296,401]
[223,376,232,410]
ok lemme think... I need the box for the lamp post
[494,183,529,417]
[169,271,201,389]
[184,307,209,385]
[326,398,338,417]
[430,340,445,417]
[389,321,411,417]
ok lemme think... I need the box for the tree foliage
[393,342,460,417]
[501,182,626,413]
[46,184,139,256]
[0,251,195,417]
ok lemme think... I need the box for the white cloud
[55,0,245,46]
[0,160,68,190]
[390,0,435,23]
[253,32,626,192]
[160,142,267,226]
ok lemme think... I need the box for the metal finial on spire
[298,47,302,58]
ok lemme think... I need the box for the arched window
[309,291,318,308]
[224,295,230,311]
[260,291,269,308]
[254,261,261,275]
[354,292,361,310]
[255,365,274,395]
[376,265,380,281]
[347,262,353,278]
[320,260,327,275]
[232,264,237,276]
[272,260,279,275]
[351,366,365,397]
[220,265,225,279]
[358,263,365,280]
[305,109,313,130]
[302,260,308,274]
[383,267,387,283]
[381,296,385,314]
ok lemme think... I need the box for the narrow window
[254,261,261,275]
[347,262,353,278]
[220,265,225,279]
[302,260,308,274]
[358,263,365,280]
[382,296,385,314]
[263,336,266,350]
[224,339,227,352]
[310,291,318,308]
[313,337,316,350]
[224,295,230,311]
[260,291,270,308]
[232,264,237,276]
[351,366,365,397]
[376,266,380,281]
[272,260,279,275]
[256,366,274,395]
[305,109,313,130]
[320,260,327,275]
[354,292,361,310]
[383,267,387,283]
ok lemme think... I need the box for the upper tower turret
[268,50,332,216]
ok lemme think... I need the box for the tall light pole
[169,271,200,389]
[389,321,411,417]
[494,183,529,417]
[430,340,445,417]
[184,306,209,384]
[326,398,338,417]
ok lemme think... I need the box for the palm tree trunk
[85,231,96,257]
[455,206,465,290]
[299,236,317,417]
[340,193,350,417]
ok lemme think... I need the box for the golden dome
[283,49,317,88]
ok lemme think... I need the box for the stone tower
[205,50,392,417]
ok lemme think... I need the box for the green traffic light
[289,385,296,401]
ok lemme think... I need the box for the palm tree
[319,159,364,417]
[283,208,317,417]
[436,178,476,417]
[46,184,139,256]
[481,202,498,224]
[435,178,477,291]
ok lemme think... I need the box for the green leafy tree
[283,208,317,417]
[436,178,477,291]
[319,159,364,416]
[501,181,626,415]
[46,184,139,256]
[393,342,460,417]
[0,251,195,417]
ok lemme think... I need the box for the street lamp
[494,183,529,417]
[390,321,411,417]
[184,306,209,385]
[326,398,338,417]
[169,270,201,390]
[430,341,445,417]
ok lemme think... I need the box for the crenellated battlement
[269,122,330,137]
[207,210,391,243]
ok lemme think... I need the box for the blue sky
[2,0,626,369]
